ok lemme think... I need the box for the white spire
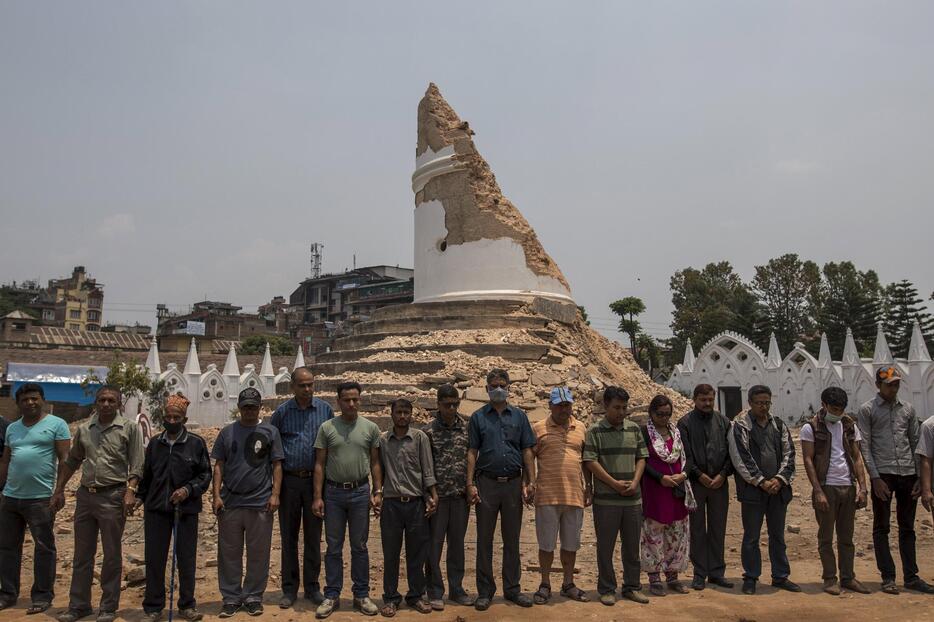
[872,322,893,365]
[908,318,932,363]
[817,333,832,368]
[842,327,860,366]
[144,337,161,375]
[223,342,240,376]
[682,338,695,373]
[765,332,782,368]
[260,342,274,377]
[183,338,201,375]
[293,347,306,371]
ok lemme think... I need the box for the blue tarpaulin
[7,362,107,406]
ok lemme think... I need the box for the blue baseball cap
[549,387,574,405]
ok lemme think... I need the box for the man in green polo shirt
[583,386,649,606]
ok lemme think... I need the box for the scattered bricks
[464,387,489,402]
[126,554,145,566]
[787,524,801,534]
[507,368,529,383]
[424,375,457,385]
[57,526,73,535]
[206,558,218,568]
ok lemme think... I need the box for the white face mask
[824,412,843,425]
[488,387,508,403]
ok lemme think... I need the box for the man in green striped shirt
[583,386,649,606]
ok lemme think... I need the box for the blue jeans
[740,495,790,582]
[323,483,371,599]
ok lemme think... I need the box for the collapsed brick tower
[307,85,687,424]
[412,83,573,304]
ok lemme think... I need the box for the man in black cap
[212,388,284,617]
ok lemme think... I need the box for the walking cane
[167,505,180,622]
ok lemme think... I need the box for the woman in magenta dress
[640,395,696,596]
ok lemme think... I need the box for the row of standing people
[1,364,933,621]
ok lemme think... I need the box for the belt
[285,469,314,478]
[384,495,422,503]
[479,472,521,482]
[326,479,367,490]
[82,483,126,494]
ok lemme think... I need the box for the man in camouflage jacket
[422,384,475,610]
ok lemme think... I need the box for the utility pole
[310,243,323,278]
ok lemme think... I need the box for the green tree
[81,351,167,423]
[577,306,590,326]
[239,334,296,356]
[883,280,932,358]
[668,261,765,359]
[751,254,822,354]
[634,333,663,373]
[817,262,882,358]
[609,296,645,357]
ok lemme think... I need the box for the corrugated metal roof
[26,327,150,350]
[7,362,108,384]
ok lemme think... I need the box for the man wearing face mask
[136,395,212,622]
[857,366,933,595]
[465,369,537,611]
[800,387,870,596]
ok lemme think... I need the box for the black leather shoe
[691,576,706,590]
[709,576,734,589]
[474,597,492,611]
[905,578,934,594]
[279,595,296,609]
[771,578,802,593]
[742,579,756,595]
[505,593,533,608]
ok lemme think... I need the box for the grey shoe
[622,589,649,604]
[316,598,339,619]
[451,593,475,606]
[141,611,163,622]
[429,599,444,611]
[96,612,116,622]
[177,608,204,622]
[354,597,378,616]
[599,592,617,606]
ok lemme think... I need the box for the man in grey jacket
[728,385,799,596]
[857,365,933,595]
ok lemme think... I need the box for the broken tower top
[412,83,573,304]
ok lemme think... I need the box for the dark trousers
[475,476,523,599]
[143,510,199,613]
[217,508,274,605]
[0,496,56,605]
[815,485,857,583]
[871,473,919,583]
[740,495,790,581]
[323,483,371,599]
[689,482,729,580]
[592,503,643,594]
[69,486,127,613]
[279,474,323,598]
[380,498,430,605]
[425,496,469,600]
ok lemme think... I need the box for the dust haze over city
[2,2,933,342]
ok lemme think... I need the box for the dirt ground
[2,430,933,622]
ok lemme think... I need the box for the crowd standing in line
[0,362,930,621]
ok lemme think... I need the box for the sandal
[668,581,689,594]
[560,583,590,602]
[649,582,667,597]
[379,602,398,618]
[533,583,552,605]
[27,602,52,615]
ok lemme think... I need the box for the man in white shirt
[800,387,870,595]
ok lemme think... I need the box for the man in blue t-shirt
[0,383,71,614]
[212,388,284,618]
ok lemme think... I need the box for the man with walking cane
[135,395,212,622]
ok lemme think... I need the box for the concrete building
[0,267,104,331]
[156,300,287,353]
[288,266,414,354]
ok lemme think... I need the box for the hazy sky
[2,2,933,345]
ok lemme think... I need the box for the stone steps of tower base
[315,343,558,364]
[331,328,557,351]
[368,300,527,321]
[309,359,445,376]
[351,314,549,336]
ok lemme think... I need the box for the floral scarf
[646,418,697,512]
